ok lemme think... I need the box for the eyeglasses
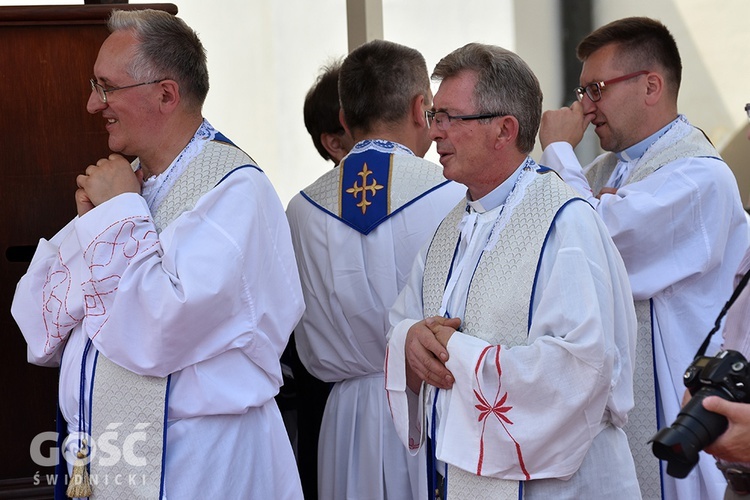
[425,110,505,130]
[90,78,166,103]
[574,70,649,103]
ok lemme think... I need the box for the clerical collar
[467,158,531,213]
[349,139,415,156]
[616,116,678,162]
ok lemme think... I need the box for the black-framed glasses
[425,110,505,130]
[574,70,649,103]
[90,78,167,103]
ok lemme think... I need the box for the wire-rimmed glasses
[90,78,167,103]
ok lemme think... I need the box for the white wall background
[6,0,750,204]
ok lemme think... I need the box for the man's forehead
[580,45,619,82]
[434,72,476,109]
[93,31,137,80]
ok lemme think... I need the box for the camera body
[650,349,750,478]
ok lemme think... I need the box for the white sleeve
[540,142,599,205]
[12,218,84,365]
[542,143,741,300]
[434,202,636,480]
[384,243,430,452]
[70,168,303,379]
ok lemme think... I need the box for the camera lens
[650,388,729,478]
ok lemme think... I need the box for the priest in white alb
[288,39,465,500]
[12,10,303,499]
[385,43,642,499]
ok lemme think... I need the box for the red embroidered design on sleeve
[474,345,530,479]
[42,258,82,354]
[82,217,159,338]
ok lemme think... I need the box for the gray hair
[108,9,209,110]
[432,43,542,154]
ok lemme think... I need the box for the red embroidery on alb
[473,345,530,479]
[42,257,83,354]
[82,217,159,338]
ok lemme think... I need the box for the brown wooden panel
[0,4,177,496]
[0,4,177,25]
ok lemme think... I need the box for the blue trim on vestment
[301,179,455,235]
[216,164,263,186]
[428,388,448,500]
[213,131,234,146]
[529,197,588,331]
[535,165,554,174]
[646,299,666,500]
[54,405,67,500]
[427,391,437,499]
[211,132,259,167]
[89,349,98,441]
[444,233,463,298]
[159,375,172,499]
[54,344,70,500]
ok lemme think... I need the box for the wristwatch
[718,461,750,495]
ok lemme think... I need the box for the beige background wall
[8,0,750,205]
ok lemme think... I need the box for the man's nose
[86,91,106,114]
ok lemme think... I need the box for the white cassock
[12,121,304,499]
[541,115,750,500]
[287,139,466,500]
[386,162,642,499]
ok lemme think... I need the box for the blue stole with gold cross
[301,140,453,235]
[339,148,391,234]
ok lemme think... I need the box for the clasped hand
[76,154,143,216]
[404,315,461,393]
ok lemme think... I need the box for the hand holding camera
[650,349,750,478]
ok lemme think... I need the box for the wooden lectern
[0,4,176,497]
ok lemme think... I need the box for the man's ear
[494,115,519,150]
[644,72,664,105]
[412,93,428,127]
[321,132,348,165]
[158,79,181,112]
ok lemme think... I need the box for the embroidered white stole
[585,119,720,500]
[88,140,253,499]
[422,170,576,499]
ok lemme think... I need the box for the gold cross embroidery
[346,162,384,214]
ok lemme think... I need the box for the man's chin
[441,165,460,184]
[594,132,613,152]
[107,139,127,155]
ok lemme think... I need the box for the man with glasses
[385,42,640,498]
[539,16,749,500]
[287,39,464,500]
[12,9,303,498]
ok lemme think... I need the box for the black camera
[650,349,750,478]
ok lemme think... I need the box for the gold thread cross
[346,163,384,214]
